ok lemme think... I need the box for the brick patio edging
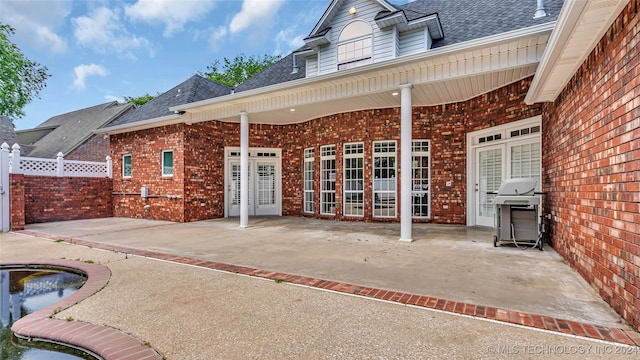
[18,230,640,348]
[3,259,162,360]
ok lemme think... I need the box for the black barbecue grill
[491,178,544,250]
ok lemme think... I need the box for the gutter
[95,114,185,135]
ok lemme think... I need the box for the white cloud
[104,95,125,103]
[208,26,228,52]
[72,7,151,60]
[275,28,305,55]
[124,0,218,37]
[0,0,70,53]
[73,64,108,90]
[230,0,286,34]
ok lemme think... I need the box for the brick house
[98,0,640,328]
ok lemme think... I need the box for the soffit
[525,0,630,104]
[181,26,552,125]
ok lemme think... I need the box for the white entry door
[226,149,281,217]
[475,145,504,227]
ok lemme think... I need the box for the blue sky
[2,0,414,130]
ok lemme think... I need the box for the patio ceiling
[176,23,554,126]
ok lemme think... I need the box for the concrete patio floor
[17,216,629,330]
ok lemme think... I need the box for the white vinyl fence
[0,142,112,232]
[3,143,112,178]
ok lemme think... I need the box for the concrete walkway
[2,216,640,359]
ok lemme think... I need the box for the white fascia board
[172,22,555,114]
[525,0,588,104]
[525,0,630,104]
[95,114,184,135]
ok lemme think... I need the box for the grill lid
[496,178,536,196]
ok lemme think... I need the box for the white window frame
[320,145,336,215]
[411,140,431,219]
[162,150,173,177]
[303,147,315,213]
[343,142,364,217]
[373,141,397,218]
[337,20,373,70]
[122,154,132,178]
[466,115,542,226]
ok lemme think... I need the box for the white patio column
[400,84,413,242]
[240,111,249,228]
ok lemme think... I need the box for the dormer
[297,0,444,77]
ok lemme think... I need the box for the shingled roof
[397,0,563,48]
[305,0,562,49]
[0,116,19,146]
[17,101,133,158]
[234,53,307,93]
[107,75,232,127]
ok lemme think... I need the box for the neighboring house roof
[17,101,133,158]
[0,116,19,146]
[107,75,232,128]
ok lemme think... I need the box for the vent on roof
[533,0,549,19]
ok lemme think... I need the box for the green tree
[201,53,280,88]
[123,92,156,106]
[0,24,50,119]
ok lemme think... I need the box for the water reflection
[0,269,90,360]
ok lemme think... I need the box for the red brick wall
[543,0,640,329]
[9,174,25,230]
[22,176,113,224]
[111,79,539,225]
[66,134,110,162]
[111,124,186,222]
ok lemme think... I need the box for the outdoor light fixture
[392,92,399,96]
[290,108,296,112]
[348,6,357,15]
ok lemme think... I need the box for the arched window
[337,20,372,70]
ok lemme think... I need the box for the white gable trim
[309,0,396,35]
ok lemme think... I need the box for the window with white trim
[320,145,336,215]
[343,142,364,217]
[162,150,173,176]
[373,141,396,218]
[122,154,132,178]
[303,148,315,213]
[412,140,431,218]
[337,20,372,70]
[510,142,541,192]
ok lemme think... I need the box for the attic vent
[176,89,181,97]
[533,0,549,19]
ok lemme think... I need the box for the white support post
[106,156,113,178]
[240,111,249,228]
[56,152,64,177]
[9,144,20,174]
[1,143,10,232]
[400,84,413,242]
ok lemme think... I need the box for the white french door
[475,145,504,226]
[226,148,281,217]
[473,139,541,226]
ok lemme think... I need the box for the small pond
[1,268,95,360]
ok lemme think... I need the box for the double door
[474,140,541,227]
[228,159,279,217]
